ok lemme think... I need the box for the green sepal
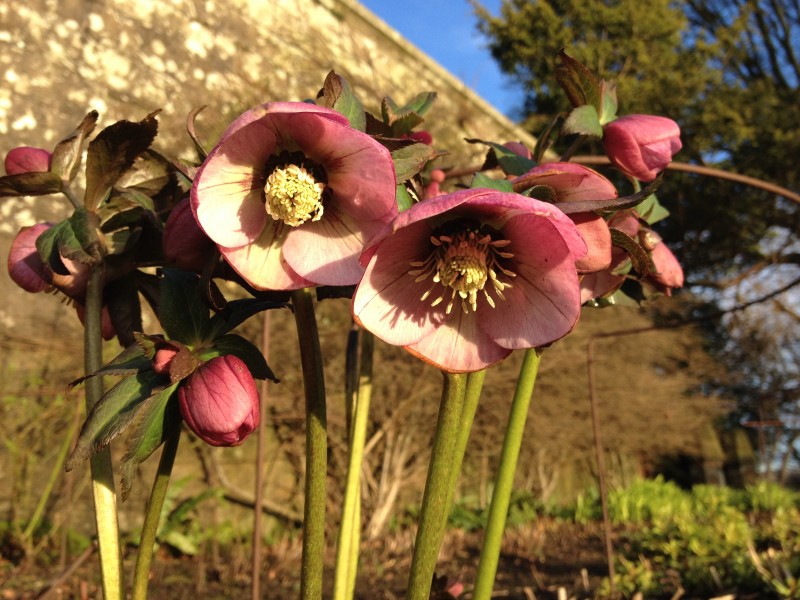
[470,172,514,193]
[159,269,211,345]
[198,333,277,382]
[465,138,536,176]
[84,111,160,209]
[555,49,601,111]
[317,71,366,132]
[65,370,166,470]
[0,171,63,197]
[207,297,291,340]
[120,381,182,500]
[35,208,104,271]
[50,111,98,184]
[562,104,603,138]
[610,228,651,277]
[636,192,671,224]
[396,183,414,212]
[391,143,442,182]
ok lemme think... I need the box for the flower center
[409,224,516,315]
[263,163,325,227]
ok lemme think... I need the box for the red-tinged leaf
[51,111,99,183]
[465,138,537,176]
[0,171,63,197]
[555,49,601,111]
[84,111,160,209]
[391,143,443,182]
[317,71,366,132]
[611,228,651,276]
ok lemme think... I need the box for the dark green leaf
[106,275,142,346]
[0,172,63,197]
[84,111,160,209]
[67,343,151,389]
[380,96,401,124]
[120,382,181,500]
[200,333,277,381]
[397,92,437,117]
[390,112,425,136]
[159,269,211,345]
[611,228,651,276]
[562,105,603,137]
[66,370,165,470]
[207,297,291,339]
[522,184,558,203]
[554,49,601,110]
[50,111,98,183]
[396,183,413,212]
[470,172,514,192]
[35,208,103,271]
[391,143,442,182]
[318,71,366,132]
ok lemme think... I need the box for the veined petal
[406,308,511,373]
[514,162,617,202]
[220,221,310,291]
[353,219,441,346]
[216,102,350,143]
[284,208,378,286]
[480,214,581,348]
[191,120,277,248]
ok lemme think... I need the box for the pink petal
[5,146,51,175]
[216,102,351,143]
[649,242,684,289]
[163,197,216,272]
[479,214,581,348]
[191,120,276,248]
[353,219,442,346]
[580,270,626,303]
[220,222,310,291]
[406,308,511,373]
[603,115,682,182]
[514,162,617,202]
[7,223,51,292]
[283,208,377,286]
[571,213,612,273]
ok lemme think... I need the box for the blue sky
[357,0,523,118]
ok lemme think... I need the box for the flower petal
[5,146,51,175]
[515,162,617,202]
[571,213,612,273]
[191,120,276,248]
[480,213,582,348]
[7,223,51,292]
[220,221,310,291]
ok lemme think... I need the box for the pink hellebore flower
[8,223,115,339]
[191,102,397,290]
[163,197,216,272]
[602,115,682,182]
[178,354,260,446]
[4,146,51,175]
[353,188,587,373]
[513,162,616,273]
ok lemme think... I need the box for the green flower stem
[84,264,123,600]
[22,407,80,541]
[131,428,181,600]
[292,288,328,600]
[445,369,486,511]
[333,330,374,600]
[472,349,543,600]
[62,184,82,210]
[407,372,467,600]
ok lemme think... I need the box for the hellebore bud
[602,115,682,182]
[178,354,260,446]
[4,146,52,175]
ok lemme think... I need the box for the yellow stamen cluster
[264,164,325,227]
[409,228,516,315]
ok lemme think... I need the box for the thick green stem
[84,264,123,599]
[131,429,181,600]
[333,330,374,600]
[407,372,467,600]
[292,288,328,600]
[473,349,543,600]
[445,370,486,511]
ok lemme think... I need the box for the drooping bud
[602,115,682,182]
[4,146,52,175]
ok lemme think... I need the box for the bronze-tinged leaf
[51,111,99,184]
[554,49,601,110]
[84,111,160,209]
[0,171,63,197]
[611,228,651,277]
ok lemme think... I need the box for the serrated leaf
[465,138,536,176]
[397,92,437,117]
[159,269,211,345]
[84,111,160,209]
[562,105,603,138]
[396,183,413,212]
[66,370,166,470]
[35,209,103,272]
[555,49,602,110]
[200,333,277,381]
[611,228,651,276]
[391,143,441,182]
[0,172,63,197]
[318,71,366,132]
[470,172,514,192]
[50,111,98,183]
[207,297,291,340]
[390,112,425,136]
[68,343,151,389]
[381,96,401,124]
[637,193,671,224]
[120,382,181,500]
